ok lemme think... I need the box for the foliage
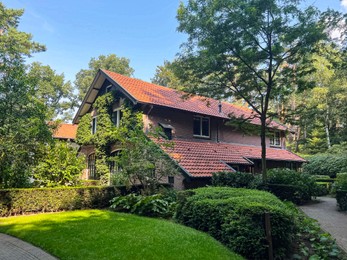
[303,154,347,178]
[334,173,347,191]
[74,54,134,103]
[336,190,347,211]
[175,0,326,179]
[0,3,52,188]
[266,168,320,204]
[151,60,183,89]
[110,192,176,218]
[175,187,295,259]
[212,171,262,189]
[33,141,85,187]
[27,62,75,121]
[0,186,116,217]
[0,210,242,260]
[76,92,179,189]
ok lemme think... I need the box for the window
[159,123,174,140]
[88,153,97,179]
[92,117,97,134]
[270,131,281,147]
[111,108,122,127]
[109,150,122,175]
[168,176,174,184]
[193,116,210,138]
[106,85,113,93]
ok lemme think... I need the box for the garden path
[0,233,57,260]
[300,196,347,253]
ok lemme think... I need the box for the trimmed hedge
[336,190,347,211]
[175,187,296,259]
[0,186,116,217]
[212,171,261,189]
[303,154,347,178]
[266,168,320,204]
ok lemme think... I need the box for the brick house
[72,69,305,189]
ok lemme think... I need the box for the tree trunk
[325,110,331,149]
[260,114,267,182]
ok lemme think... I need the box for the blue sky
[3,0,347,84]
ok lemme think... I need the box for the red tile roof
[52,123,78,140]
[157,139,306,177]
[102,70,286,131]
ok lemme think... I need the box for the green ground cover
[0,210,242,260]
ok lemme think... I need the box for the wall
[144,105,284,148]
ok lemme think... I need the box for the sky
[3,0,347,85]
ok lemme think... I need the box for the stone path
[300,196,347,253]
[0,233,57,260]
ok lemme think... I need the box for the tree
[28,62,75,120]
[75,54,134,103]
[0,3,51,188]
[151,60,183,89]
[175,0,326,180]
[33,141,85,187]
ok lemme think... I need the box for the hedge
[336,190,347,211]
[303,154,347,178]
[212,171,262,189]
[0,186,117,217]
[175,187,296,259]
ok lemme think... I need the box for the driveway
[0,233,57,260]
[300,196,347,253]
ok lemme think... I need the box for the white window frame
[91,116,97,134]
[193,115,210,138]
[270,131,281,147]
[112,108,122,127]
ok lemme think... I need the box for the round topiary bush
[175,187,296,259]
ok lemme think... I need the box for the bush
[303,154,347,178]
[110,192,176,218]
[0,186,116,217]
[266,168,320,204]
[334,173,347,191]
[336,190,347,211]
[175,187,295,259]
[212,171,262,188]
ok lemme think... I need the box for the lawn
[0,210,242,260]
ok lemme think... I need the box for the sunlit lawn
[0,210,242,260]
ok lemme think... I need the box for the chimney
[218,100,222,113]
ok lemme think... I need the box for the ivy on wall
[76,91,179,190]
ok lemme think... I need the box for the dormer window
[159,123,174,140]
[193,116,210,138]
[91,117,97,134]
[270,131,281,147]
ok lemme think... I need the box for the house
[73,69,306,189]
[52,123,78,141]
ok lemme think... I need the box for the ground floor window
[109,150,122,175]
[88,153,97,179]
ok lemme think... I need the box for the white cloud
[342,0,347,10]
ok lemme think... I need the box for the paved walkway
[0,233,57,260]
[300,196,347,253]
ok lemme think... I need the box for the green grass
[0,210,242,260]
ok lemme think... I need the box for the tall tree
[0,3,51,188]
[175,0,326,180]
[28,62,75,120]
[75,54,134,103]
[151,60,183,89]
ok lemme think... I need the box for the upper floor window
[111,108,122,127]
[193,116,210,138]
[270,131,281,147]
[92,117,97,134]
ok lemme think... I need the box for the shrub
[110,192,176,218]
[303,154,347,178]
[175,187,295,259]
[334,173,347,191]
[0,186,116,217]
[336,190,347,211]
[212,171,262,188]
[266,168,320,204]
